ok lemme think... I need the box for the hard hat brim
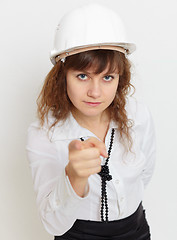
[50,42,136,65]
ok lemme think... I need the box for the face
[66,66,119,121]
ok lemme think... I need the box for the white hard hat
[50,3,136,65]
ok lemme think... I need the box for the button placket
[120,212,124,217]
[120,197,124,202]
[113,176,126,217]
[108,134,127,219]
[115,179,119,184]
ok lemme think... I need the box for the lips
[84,101,101,106]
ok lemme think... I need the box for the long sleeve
[26,104,156,234]
[138,104,156,188]
[26,122,90,236]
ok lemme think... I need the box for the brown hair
[37,50,135,151]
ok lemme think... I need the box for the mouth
[84,101,101,107]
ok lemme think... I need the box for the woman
[26,3,156,240]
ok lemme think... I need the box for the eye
[77,74,88,81]
[103,75,114,82]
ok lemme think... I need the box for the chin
[81,109,105,117]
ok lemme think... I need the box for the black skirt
[54,202,151,240]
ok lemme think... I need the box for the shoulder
[26,119,51,153]
[26,115,66,155]
[126,97,156,150]
[126,96,153,127]
[27,112,74,145]
[27,113,58,145]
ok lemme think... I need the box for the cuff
[64,169,90,199]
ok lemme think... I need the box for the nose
[87,79,101,99]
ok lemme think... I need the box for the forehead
[79,65,119,75]
[67,65,119,78]
[64,50,122,75]
[68,61,119,75]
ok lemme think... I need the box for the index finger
[82,137,108,158]
[68,139,83,152]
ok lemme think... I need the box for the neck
[71,109,110,130]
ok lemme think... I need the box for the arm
[65,137,107,198]
[65,165,89,197]
[26,122,90,236]
[139,104,156,188]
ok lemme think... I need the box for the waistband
[72,202,144,236]
[55,201,151,239]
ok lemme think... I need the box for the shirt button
[56,200,60,206]
[120,197,124,202]
[115,179,119,184]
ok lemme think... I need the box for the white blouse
[26,97,156,236]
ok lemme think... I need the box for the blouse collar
[49,112,118,142]
[46,97,138,142]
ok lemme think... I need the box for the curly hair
[37,50,135,152]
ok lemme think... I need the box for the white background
[0,0,177,239]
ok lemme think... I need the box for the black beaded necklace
[80,128,115,222]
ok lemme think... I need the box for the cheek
[106,81,119,99]
[113,80,119,95]
[67,81,82,103]
[67,84,75,101]
[110,88,117,101]
[66,76,75,100]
